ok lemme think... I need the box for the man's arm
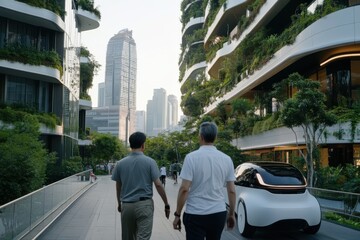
[226,181,236,229]
[154,178,170,218]
[173,179,191,231]
[116,181,122,212]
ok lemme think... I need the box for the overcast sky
[81,0,183,114]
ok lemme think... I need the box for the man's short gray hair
[199,122,218,143]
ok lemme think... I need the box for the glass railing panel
[308,187,360,221]
[43,187,54,216]
[13,197,31,239]
[0,170,92,240]
[0,204,15,240]
[30,189,45,228]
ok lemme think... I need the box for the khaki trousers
[121,199,154,240]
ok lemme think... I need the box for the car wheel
[237,200,255,238]
[303,222,321,234]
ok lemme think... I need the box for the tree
[91,133,127,168]
[276,73,336,186]
[144,134,170,163]
[229,98,254,140]
[215,101,229,126]
[0,115,52,205]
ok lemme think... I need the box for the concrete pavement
[37,176,188,240]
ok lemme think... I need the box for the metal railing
[308,187,360,222]
[0,170,93,240]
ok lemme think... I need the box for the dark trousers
[183,211,227,240]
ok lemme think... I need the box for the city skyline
[81,0,183,115]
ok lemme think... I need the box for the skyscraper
[167,94,179,129]
[135,110,146,133]
[146,88,167,136]
[86,29,137,142]
[98,82,105,107]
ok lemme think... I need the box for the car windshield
[257,165,306,186]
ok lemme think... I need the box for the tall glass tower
[104,29,137,142]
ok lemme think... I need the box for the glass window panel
[0,74,5,103]
[351,60,360,103]
[0,17,6,48]
[326,60,351,107]
[6,76,37,108]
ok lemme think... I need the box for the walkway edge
[21,181,98,240]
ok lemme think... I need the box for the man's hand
[117,203,121,213]
[165,204,170,219]
[173,216,181,231]
[227,214,236,229]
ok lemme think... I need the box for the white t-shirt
[180,145,235,215]
[160,166,167,176]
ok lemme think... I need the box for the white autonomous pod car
[232,161,321,237]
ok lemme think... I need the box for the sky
[81,0,183,115]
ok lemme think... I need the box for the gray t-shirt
[112,152,160,202]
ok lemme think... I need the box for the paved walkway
[34,175,360,240]
[36,176,238,240]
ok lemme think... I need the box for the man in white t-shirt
[172,122,236,239]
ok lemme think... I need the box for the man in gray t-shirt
[112,132,170,240]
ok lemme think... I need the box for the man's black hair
[129,132,146,149]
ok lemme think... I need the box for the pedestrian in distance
[160,164,167,187]
[171,162,178,184]
[112,132,170,240]
[172,121,236,240]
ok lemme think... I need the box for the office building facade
[180,0,360,166]
[168,94,179,129]
[135,110,146,133]
[146,88,168,136]
[0,0,100,160]
[98,82,105,107]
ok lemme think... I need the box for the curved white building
[179,0,360,166]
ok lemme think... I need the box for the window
[326,60,351,107]
[0,17,6,48]
[6,76,37,108]
[351,60,360,104]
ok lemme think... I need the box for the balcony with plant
[179,45,206,83]
[15,0,66,18]
[74,0,101,19]
[181,75,219,117]
[204,0,227,29]
[209,71,360,144]
[0,44,63,75]
[205,35,229,61]
[79,47,100,101]
[202,0,349,112]
[181,0,205,30]
[205,0,268,68]
[0,104,61,130]
[180,1,351,118]
[180,29,206,65]
[204,0,253,49]
[181,0,203,11]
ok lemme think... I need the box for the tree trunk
[307,153,314,187]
